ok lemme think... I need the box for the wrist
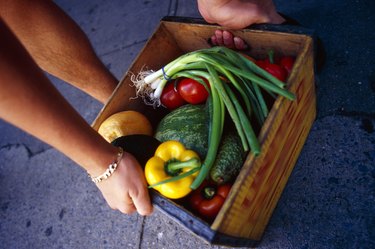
[83,141,121,177]
[88,147,124,183]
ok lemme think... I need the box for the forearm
[0,0,117,103]
[0,19,116,176]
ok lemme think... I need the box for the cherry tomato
[189,181,232,221]
[160,81,186,110]
[177,77,209,105]
[280,56,295,74]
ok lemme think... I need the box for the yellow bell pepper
[145,140,201,199]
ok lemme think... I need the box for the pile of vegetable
[123,46,295,221]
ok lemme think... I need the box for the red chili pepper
[189,181,232,221]
[256,50,288,82]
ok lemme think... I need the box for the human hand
[209,30,248,50]
[95,151,153,215]
[198,0,285,29]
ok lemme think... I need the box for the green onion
[223,83,260,155]
[148,167,200,188]
[190,66,223,189]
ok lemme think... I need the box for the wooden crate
[92,17,316,247]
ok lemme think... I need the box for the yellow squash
[98,110,153,142]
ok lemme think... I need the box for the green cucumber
[210,132,246,184]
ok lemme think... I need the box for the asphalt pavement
[0,0,374,248]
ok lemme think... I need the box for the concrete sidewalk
[0,0,374,248]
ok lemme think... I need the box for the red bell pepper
[280,56,295,74]
[189,181,232,221]
[256,50,288,82]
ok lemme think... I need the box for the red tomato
[280,56,295,74]
[177,78,209,105]
[160,81,186,110]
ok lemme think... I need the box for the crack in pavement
[317,111,375,134]
[101,39,148,57]
[0,143,51,159]
[136,216,146,249]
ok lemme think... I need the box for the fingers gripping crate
[93,17,316,247]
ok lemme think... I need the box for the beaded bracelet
[89,147,124,183]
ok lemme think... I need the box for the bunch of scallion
[131,46,295,190]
